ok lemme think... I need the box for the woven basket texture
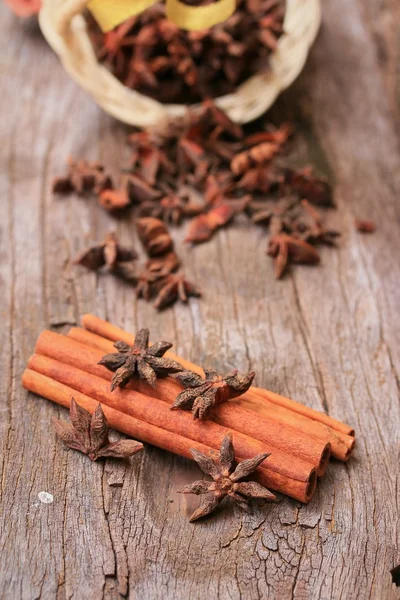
[39,0,321,127]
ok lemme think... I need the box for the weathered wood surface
[0,1,399,598]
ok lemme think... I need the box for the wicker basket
[39,0,321,128]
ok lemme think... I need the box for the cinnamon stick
[22,368,317,503]
[80,314,355,456]
[28,353,317,500]
[66,328,350,463]
[38,330,331,473]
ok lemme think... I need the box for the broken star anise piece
[99,328,184,390]
[153,273,201,310]
[185,197,250,244]
[74,232,137,280]
[178,432,275,522]
[136,252,180,301]
[136,216,174,256]
[267,233,320,279]
[52,157,112,196]
[53,398,143,460]
[284,167,333,207]
[171,368,255,420]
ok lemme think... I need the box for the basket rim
[39,0,322,127]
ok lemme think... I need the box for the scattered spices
[99,328,184,389]
[172,369,255,420]
[178,432,275,521]
[87,0,285,104]
[355,219,376,233]
[53,397,143,460]
[74,232,137,281]
[57,101,339,304]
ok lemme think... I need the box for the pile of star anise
[87,0,285,103]
[54,100,339,304]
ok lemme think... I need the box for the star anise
[293,200,340,245]
[283,167,333,207]
[171,368,255,420]
[136,217,174,256]
[185,197,250,244]
[53,398,143,460]
[74,232,137,281]
[139,194,203,224]
[153,273,201,310]
[52,157,112,196]
[97,187,131,212]
[99,328,184,390]
[136,252,180,301]
[267,234,320,279]
[178,432,275,521]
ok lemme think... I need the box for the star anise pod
[136,217,174,256]
[74,232,137,280]
[99,328,184,390]
[171,368,255,420]
[284,167,333,207]
[97,187,131,212]
[267,233,320,279]
[139,194,203,224]
[178,432,275,521]
[250,196,299,228]
[153,273,201,310]
[136,252,180,300]
[52,157,112,196]
[185,197,250,244]
[293,200,340,246]
[53,398,143,460]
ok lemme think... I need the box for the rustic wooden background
[0,1,399,598]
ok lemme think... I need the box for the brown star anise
[178,433,275,521]
[136,252,180,301]
[99,328,184,390]
[185,197,250,244]
[53,398,143,460]
[136,216,174,256]
[153,273,201,310]
[74,232,137,281]
[139,194,203,224]
[171,368,255,420]
[267,233,320,279]
[52,157,112,196]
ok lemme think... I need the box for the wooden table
[0,2,399,598]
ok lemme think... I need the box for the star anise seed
[53,398,143,460]
[99,328,184,390]
[178,432,275,521]
[171,368,255,420]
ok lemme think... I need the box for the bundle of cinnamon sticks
[22,314,355,504]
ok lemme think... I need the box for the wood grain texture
[0,2,399,598]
